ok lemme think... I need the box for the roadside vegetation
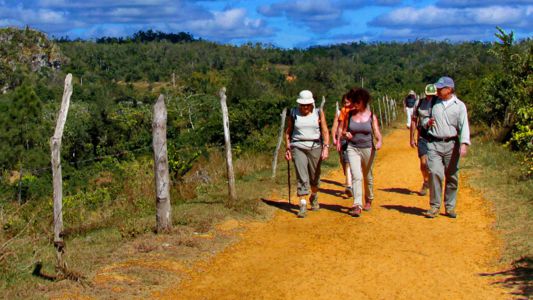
[0,26,530,297]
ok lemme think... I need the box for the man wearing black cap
[421,76,470,218]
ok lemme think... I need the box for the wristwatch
[323,144,330,148]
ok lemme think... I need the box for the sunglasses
[300,104,313,108]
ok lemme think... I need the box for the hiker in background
[410,84,438,196]
[421,77,470,218]
[331,94,353,197]
[285,90,330,218]
[340,88,382,217]
[404,90,417,128]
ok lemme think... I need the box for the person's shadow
[320,178,344,188]
[379,187,417,195]
[261,198,298,215]
[381,204,426,216]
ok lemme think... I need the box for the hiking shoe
[297,199,307,218]
[445,209,457,218]
[345,186,353,197]
[419,182,429,196]
[423,207,439,218]
[310,193,319,211]
[349,205,362,217]
[363,200,372,211]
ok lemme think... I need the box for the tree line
[0,27,531,203]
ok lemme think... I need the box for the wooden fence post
[272,107,287,178]
[377,95,383,127]
[50,73,73,269]
[153,94,172,233]
[219,87,237,205]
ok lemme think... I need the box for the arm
[410,108,418,148]
[458,104,470,157]
[372,114,383,150]
[319,110,330,160]
[284,116,294,161]
[331,112,339,146]
[410,119,417,148]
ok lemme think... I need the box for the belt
[428,135,458,142]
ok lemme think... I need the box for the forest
[0,27,531,293]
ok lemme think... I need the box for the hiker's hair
[346,87,371,107]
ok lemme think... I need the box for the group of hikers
[284,76,470,219]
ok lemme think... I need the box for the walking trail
[154,128,509,299]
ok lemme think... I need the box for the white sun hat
[296,90,315,105]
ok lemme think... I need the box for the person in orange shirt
[331,94,353,196]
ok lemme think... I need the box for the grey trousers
[291,146,322,196]
[427,140,461,210]
[346,145,375,206]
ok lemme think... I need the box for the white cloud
[371,5,532,28]
[180,8,272,39]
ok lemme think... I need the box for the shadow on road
[261,198,297,216]
[480,257,532,299]
[321,178,344,187]
[381,204,426,216]
[318,187,346,198]
[379,187,416,195]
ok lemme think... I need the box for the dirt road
[155,128,509,299]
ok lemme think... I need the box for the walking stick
[287,159,291,206]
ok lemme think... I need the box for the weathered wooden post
[50,73,73,269]
[377,95,383,127]
[272,107,287,178]
[172,72,176,88]
[153,94,172,232]
[385,96,390,126]
[219,87,237,206]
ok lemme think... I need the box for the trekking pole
[287,159,291,207]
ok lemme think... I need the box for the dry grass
[462,125,533,264]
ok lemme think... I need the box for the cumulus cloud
[258,0,364,32]
[0,1,273,42]
[436,0,533,8]
[370,5,532,29]
[179,8,272,40]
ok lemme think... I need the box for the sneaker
[297,199,307,218]
[423,207,439,218]
[445,208,457,218]
[345,186,353,197]
[310,193,319,211]
[363,199,372,211]
[349,205,362,217]
[419,182,429,196]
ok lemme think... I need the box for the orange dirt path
[157,128,508,299]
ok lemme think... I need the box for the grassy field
[461,126,532,297]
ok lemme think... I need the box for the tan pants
[291,146,322,196]
[346,145,375,207]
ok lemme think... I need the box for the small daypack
[289,107,322,143]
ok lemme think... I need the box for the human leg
[307,147,322,210]
[360,147,375,211]
[291,147,311,196]
[406,108,413,128]
[426,143,445,217]
[443,141,461,217]
[346,145,363,208]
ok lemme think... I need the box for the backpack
[289,107,322,143]
[344,109,376,149]
[406,96,417,108]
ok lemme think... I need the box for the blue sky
[1,0,532,48]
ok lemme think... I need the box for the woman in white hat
[285,90,330,218]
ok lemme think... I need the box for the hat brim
[297,99,315,105]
